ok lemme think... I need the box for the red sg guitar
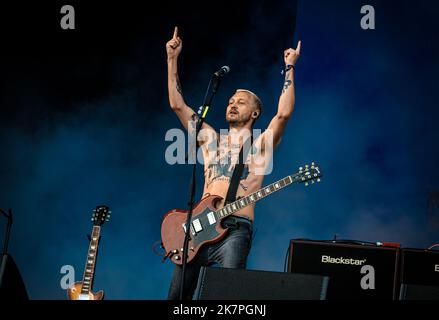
[161,163,322,265]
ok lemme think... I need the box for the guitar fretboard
[215,173,300,219]
[80,226,101,295]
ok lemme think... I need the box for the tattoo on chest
[205,152,250,188]
[203,136,261,190]
[240,182,248,191]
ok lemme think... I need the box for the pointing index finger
[296,40,301,54]
[173,26,178,39]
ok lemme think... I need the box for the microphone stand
[0,209,13,289]
[179,73,224,300]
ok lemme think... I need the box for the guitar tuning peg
[317,178,321,182]
[299,166,303,171]
[305,164,309,168]
[91,218,94,221]
[311,180,315,184]
[305,182,309,186]
[311,162,315,166]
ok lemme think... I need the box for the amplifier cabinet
[288,240,399,299]
[399,248,439,300]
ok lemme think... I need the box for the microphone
[214,66,230,77]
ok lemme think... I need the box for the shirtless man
[166,26,300,300]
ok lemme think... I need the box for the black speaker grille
[195,267,329,300]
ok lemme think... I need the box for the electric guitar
[161,162,322,265]
[67,205,111,300]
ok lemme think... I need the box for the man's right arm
[166,27,215,141]
[167,56,194,131]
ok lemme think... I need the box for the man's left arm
[266,40,301,148]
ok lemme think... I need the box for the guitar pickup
[192,219,203,232]
[182,222,198,235]
[207,212,216,225]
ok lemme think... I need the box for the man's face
[225,91,255,126]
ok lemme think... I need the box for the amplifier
[195,266,329,300]
[288,239,399,299]
[398,248,439,300]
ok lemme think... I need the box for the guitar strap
[224,134,253,205]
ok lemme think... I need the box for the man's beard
[226,114,250,127]
[226,116,238,124]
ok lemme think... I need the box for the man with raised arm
[165,26,301,300]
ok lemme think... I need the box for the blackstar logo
[321,255,367,266]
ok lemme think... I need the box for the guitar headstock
[92,205,111,226]
[295,162,323,186]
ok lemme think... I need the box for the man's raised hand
[284,40,301,66]
[166,26,183,60]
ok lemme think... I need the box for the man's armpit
[253,131,267,154]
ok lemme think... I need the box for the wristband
[281,64,295,75]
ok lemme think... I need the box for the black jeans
[167,216,253,300]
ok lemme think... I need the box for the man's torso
[201,132,272,221]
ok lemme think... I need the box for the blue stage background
[0,0,438,299]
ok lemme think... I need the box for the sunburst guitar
[67,205,111,300]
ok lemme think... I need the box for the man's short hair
[236,89,263,119]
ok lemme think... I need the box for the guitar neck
[216,172,301,219]
[80,226,101,295]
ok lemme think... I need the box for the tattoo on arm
[191,113,199,121]
[175,73,183,95]
[282,80,293,94]
[281,72,293,94]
